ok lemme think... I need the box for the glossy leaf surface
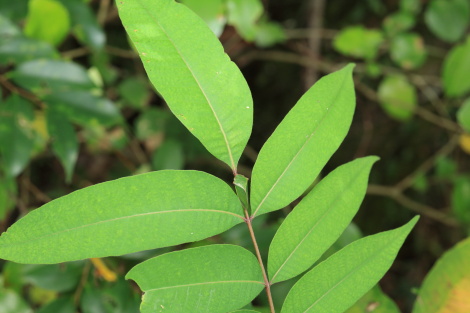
[412,237,470,313]
[127,245,264,313]
[268,157,378,284]
[0,171,244,263]
[281,217,418,313]
[116,0,252,171]
[251,64,355,217]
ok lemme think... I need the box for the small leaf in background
[45,91,121,127]
[344,285,401,313]
[378,74,417,121]
[333,26,384,60]
[23,0,70,46]
[0,171,244,263]
[10,60,95,93]
[280,217,418,313]
[181,0,227,37]
[412,237,470,313]
[36,297,75,313]
[451,176,470,225]
[0,14,21,38]
[234,174,250,211]
[57,0,105,50]
[127,245,264,313]
[457,98,470,132]
[424,0,470,43]
[254,20,285,48]
[400,0,421,14]
[117,77,149,109]
[412,171,429,193]
[135,108,171,140]
[442,36,470,98]
[251,64,355,217]
[459,133,470,154]
[0,288,33,313]
[383,12,416,37]
[46,110,78,182]
[227,0,263,41]
[0,37,58,66]
[117,0,253,171]
[151,139,184,170]
[22,262,84,292]
[390,32,427,69]
[0,95,36,177]
[268,157,378,284]
[0,176,17,221]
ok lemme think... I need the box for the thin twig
[0,75,45,109]
[74,261,92,305]
[395,135,459,191]
[244,209,275,313]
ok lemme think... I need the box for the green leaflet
[281,216,418,313]
[116,0,252,171]
[268,156,379,284]
[251,64,355,217]
[46,109,78,182]
[442,36,470,98]
[0,95,35,177]
[344,285,400,313]
[23,0,70,46]
[127,245,264,313]
[0,171,244,263]
[424,0,470,43]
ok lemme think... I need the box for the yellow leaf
[459,133,470,154]
[437,279,470,313]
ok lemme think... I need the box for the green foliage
[333,26,384,60]
[412,237,470,313]
[424,0,470,43]
[377,74,417,121]
[0,0,419,312]
[281,217,417,313]
[442,36,470,97]
[127,245,264,313]
[251,64,355,217]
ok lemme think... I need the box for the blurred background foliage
[0,0,469,312]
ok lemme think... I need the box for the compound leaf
[268,156,379,284]
[251,64,355,217]
[0,171,244,263]
[281,217,418,313]
[127,245,264,313]
[116,0,252,171]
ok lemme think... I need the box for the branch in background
[0,75,45,109]
[395,134,460,191]
[367,184,458,227]
[304,0,326,88]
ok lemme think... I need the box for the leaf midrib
[302,233,401,313]
[252,73,350,217]
[136,0,236,170]
[145,280,264,292]
[270,162,369,283]
[0,209,244,248]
